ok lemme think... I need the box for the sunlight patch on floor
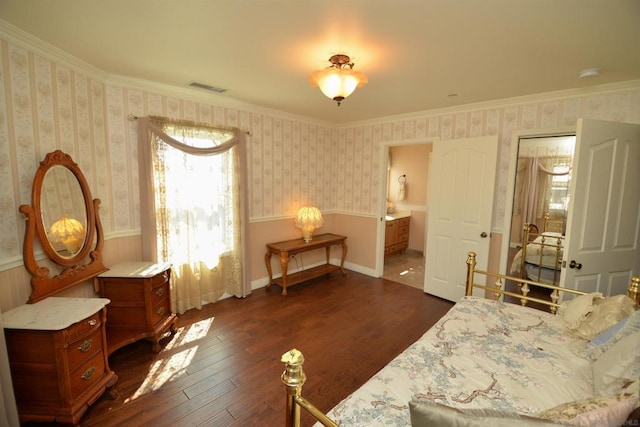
[164,317,214,351]
[126,317,214,401]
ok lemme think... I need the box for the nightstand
[97,262,178,354]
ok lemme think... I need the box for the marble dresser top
[98,261,172,278]
[2,297,110,330]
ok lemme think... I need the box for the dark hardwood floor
[24,271,453,427]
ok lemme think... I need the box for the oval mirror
[40,165,88,259]
[31,152,96,267]
[20,151,106,303]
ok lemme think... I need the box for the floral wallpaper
[1,32,639,269]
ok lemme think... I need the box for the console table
[265,233,348,295]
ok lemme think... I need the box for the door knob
[569,260,582,270]
[480,232,488,238]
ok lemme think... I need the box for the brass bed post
[465,252,476,296]
[629,276,640,307]
[543,212,550,232]
[520,223,530,279]
[281,349,338,427]
[282,349,305,427]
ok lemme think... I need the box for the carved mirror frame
[20,150,107,303]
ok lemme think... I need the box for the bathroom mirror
[20,150,106,303]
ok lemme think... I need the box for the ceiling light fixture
[309,54,368,106]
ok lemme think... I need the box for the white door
[561,119,640,296]
[424,136,498,301]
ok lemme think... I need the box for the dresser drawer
[151,271,169,287]
[390,243,407,253]
[99,278,146,301]
[398,217,410,227]
[150,297,171,327]
[69,352,107,399]
[67,328,103,370]
[150,281,170,303]
[64,311,102,344]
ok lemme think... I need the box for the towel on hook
[398,175,407,200]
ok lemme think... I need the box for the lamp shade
[49,216,85,253]
[309,54,368,105]
[310,67,367,102]
[294,206,324,242]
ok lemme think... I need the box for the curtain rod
[128,114,251,136]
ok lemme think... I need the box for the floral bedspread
[321,296,592,426]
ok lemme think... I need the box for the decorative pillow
[558,293,602,329]
[584,310,640,360]
[408,399,566,427]
[592,332,640,396]
[587,316,629,347]
[571,294,636,340]
[537,393,638,426]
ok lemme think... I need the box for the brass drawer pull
[88,319,97,326]
[81,366,95,380]
[78,339,93,352]
[155,287,164,297]
[156,307,165,316]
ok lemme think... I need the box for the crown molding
[342,80,640,128]
[106,74,336,129]
[0,18,335,129]
[3,18,639,132]
[0,19,108,81]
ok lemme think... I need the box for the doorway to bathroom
[381,143,432,289]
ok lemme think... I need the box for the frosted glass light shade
[309,54,368,105]
[49,216,85,253]
[294,206,324,242]
[310,68,367,101]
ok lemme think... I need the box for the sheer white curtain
[515,156,571,227]
[137,116,250,314]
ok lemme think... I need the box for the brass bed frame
[516,213,564,286]
[280,252,640,427]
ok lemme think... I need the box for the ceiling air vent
[188,81,227,93]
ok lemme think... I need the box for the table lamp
[295,206,323,242]
[49,216,85,253]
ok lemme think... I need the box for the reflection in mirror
[506,135,575,276]
[509,135,575,245]
[41,166,87,257]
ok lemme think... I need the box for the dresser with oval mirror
[2,150,117,425]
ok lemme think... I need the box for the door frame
[499,125,576,275]
[376,137,437,278]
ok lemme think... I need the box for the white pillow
[572,294,636,340]
[584,310,640,360]
[558,293,602,330]
[592,331,640,396]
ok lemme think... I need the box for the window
[138,117,249,313]
[547,163,571,213]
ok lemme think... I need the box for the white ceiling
[2,0,639,124]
